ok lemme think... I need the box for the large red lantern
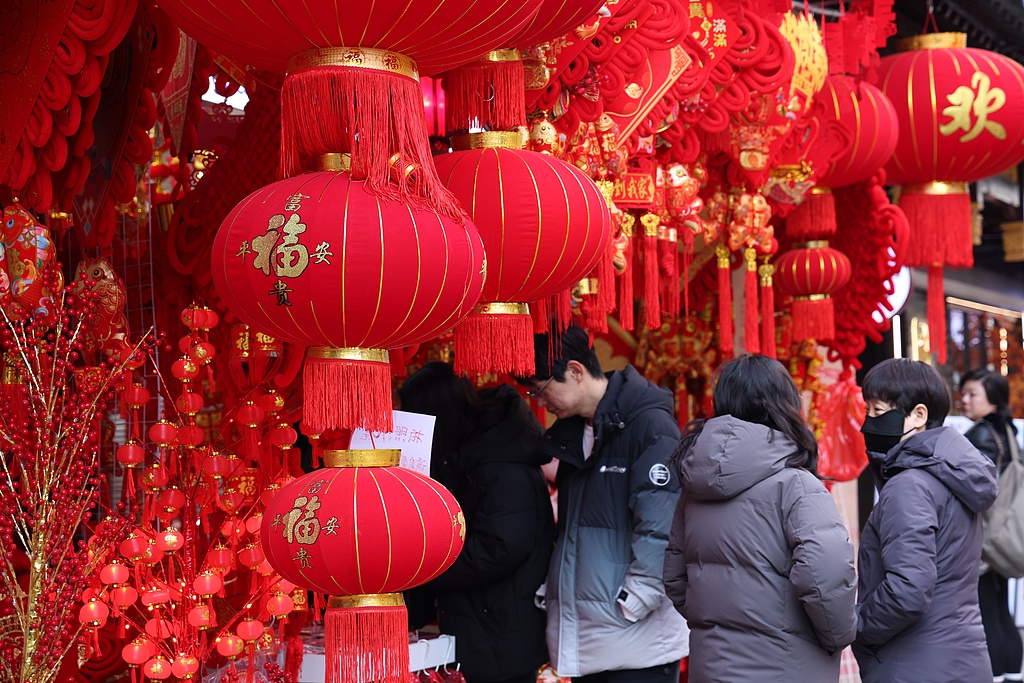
[212,171,485,433]
[818,76,900,189]
[879,33,1024,362]
[262,449,464,683]
[774,243,853,342]
[434,147,611,374]
[158,1,546,217]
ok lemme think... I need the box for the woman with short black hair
[962,368,1023,683]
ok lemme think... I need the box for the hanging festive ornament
[0,201,62,320]
[879,33,1024,363]
[79,598,110,628]
[774,242,852,341]
[158,0,546,216]
[433,147,610,374]
[216,634,245,658]
[143,657,172,680]
[212,171,485,433]
[262,449,465,683]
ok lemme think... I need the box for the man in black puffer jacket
[401,363,554,683]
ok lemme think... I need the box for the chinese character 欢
[940,72,1007,143]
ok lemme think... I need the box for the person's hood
[876,426,998,513]
[594,364,675,430]
[680,415,800,501]
[457,384,546,468]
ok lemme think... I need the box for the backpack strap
[1007,424,1021,464]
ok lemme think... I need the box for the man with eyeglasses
[517,325,688,683]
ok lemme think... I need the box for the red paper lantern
[268,593,295,616]
[193,572,223,597]
[206,545,233,571]
[817,76,900,189]
[236,619,264,642]
[774,243,853,341]
[262,449,464,683]
[171,357,200,382]
[270,423,298,451]
[238,544,265,570]
[176,392,204,416]
[213,171,485,433]
[171,656,200,679]
[101,562,129,586]
[148,420,177,448]
[879,33,1024,362]
[216,634,245,658]
[122,638,153,666]
[111,585,138,608]
[116,441,145,468]
[175,424,205,448]
[123,384,151,408]
[187,605,216,630]
[79,599,109,628]
[235,401,265,429]
[434,147,611,373]
[143,657,171,680]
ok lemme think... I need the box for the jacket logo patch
[599,465,627,473]
[649,464,671,486]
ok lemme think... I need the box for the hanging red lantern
[193,571,223,597]
[259,390,285,415]
[236,619,264,642]
[262,449,464,683]
[171,357,200,383]
[170,656,200,679]
[176,392,204,416]
[143,657,172,680]
[206,545,233,572]
[112,585,139,609]
[879,33,1024,363]
[175,424,205,448]
[154,528,184,553]
[79,599,109,628]
[100,562,129,586]
[189,340,216,366]
[216,634,245,658]
[212,171,485,433]
[774,243,853,341]
[148,420,177,448]
[238,544,265,570]
[269,423,298,451]
[267,593,295,617]
[123,384,151,408]
[123,638,153,667]
[244,514,264,536]
[117,441,145,468]
[187,605,216,630]
[202,452,231,479]
[434,147,610,374]
[235,401,264,429]
[157,488,186,513]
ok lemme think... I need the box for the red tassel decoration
[716,245,734,357]
[553,289,574,332]
[658,227,680,318]
[597,240,618,317]
[927,264,948,364]
[744,248,761,355]
[325,596,410,683]
[898,183,974,269]
[443,51,526,133]
[280,49,463,220]
[453,304,535,375]
[641,213,661,330]
[791,296,836,341]
[680,231,694,319]
[302,348,393,434]
[618,233,635,332]
[786,188,837,240]
[531,297,550,333]
[759,258,776,359]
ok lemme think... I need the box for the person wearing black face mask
[852,359,999,683]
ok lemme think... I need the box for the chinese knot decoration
[262,449,464,683]
[212,171,485,434]
[879,32,1024,363]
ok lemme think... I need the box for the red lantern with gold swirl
[212,171,485,434]
[262,449,464,683]
[774,242,852,342]
[817,76,900,189]
[434,146,611,374]
[879,33,1024,362]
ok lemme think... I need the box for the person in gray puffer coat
[856,359,999,683]
[664,355,858,683]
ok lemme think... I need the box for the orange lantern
[879,33,1024,362]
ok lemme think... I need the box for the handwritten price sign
[349,410,436,476]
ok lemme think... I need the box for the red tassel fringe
[302,355,393,434]
[618,236,635,331]
[531,298,550,333]
[717,248,734,356]
[744,250,760,355]
[644,231,661,330]
[658,237,680,318]
[444,60,526,132]
[553,289,573,332]
[898,190,974,268]
[281,67,464,221]
[760,273,776,359]
[597,242,618,316]
[325,605,410,683]
[453,310,536,375]
[787,190,836,240]
[927,265,948,365]
[792,297,836,342]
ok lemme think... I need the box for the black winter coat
[412,385,554,683]
[966,412,1018,474]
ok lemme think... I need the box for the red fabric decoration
[880,34,1024,362]
[774,244,852,342]
[262,451,464,683]
[642,214,662,330]
[759,256,777,359]
[511,0,605,47]
[444,53,527,133]
[434,148,611,374]
[743,248,760,355]
[785,189,837,241]
[816,76,899,189]
[716,245,734,357]
[817,374,869,483]
[212,172,485,432]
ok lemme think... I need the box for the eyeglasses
[526,376,555,399]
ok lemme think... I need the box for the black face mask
[861,409,913,454]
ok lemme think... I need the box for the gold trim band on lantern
[482,49,522,63]
[796,240,830,249]
[323,449,402,468]
[795,294,830,302]
[810,186,832,196]
[450,131,524,151]
[472,302,530,316]
[307,347,390,363]
[896,32,967,52]
[314,153,351,172]
[900,181,969,196]
[287,47,419,81]
[329,593,405,609]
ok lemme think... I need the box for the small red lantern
[140,465,169,492]
[79,599,109,628]
[175,424,205,448]
[111,585,138,608]
[238,544,265,569]
[187,605,216,630]
[176,392,204,416]
[774,243,853,341]
[267,593,295,616]
[143,657,171,680]
[148,420,177,448]
[270,423,298,451]
[157,488,186,513]
[142,590,172,610]
[189,340,216,366]
[262,449,464,683]
[119,533,149,561]
[880,33,1024,362]
[202,453,231,479]
[213,171,486,434]
[154,528,184,553]
[236,619,264,642]
[216,634,245,658]
[206,545,233,571]
[235,401,264,429]
[122,638,153,666]
[117,441,145,468]
[244,514,263,535]
[171,656,200,679]
[171,357,200,382]
[193,572,223,597]
[123,384,151,408]
[101,562,129,586]
[434,147,611,374]
[259,390,285,414]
